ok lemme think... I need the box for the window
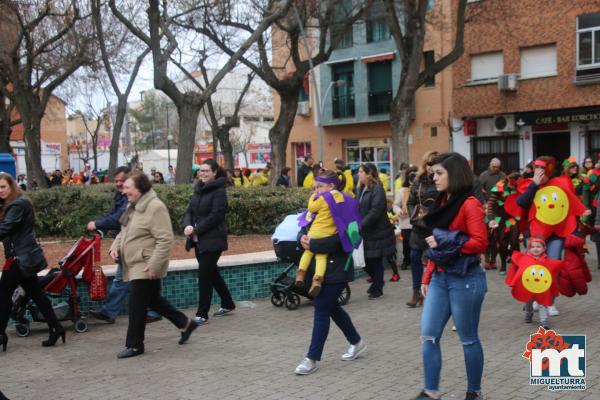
[430,126,438,137]
[368,61,392,115]
[423,50,435,87]
[472,136,520,175]
[344,139,390,177]
[587,130,600,156]
[577,13,600,69]
[470,52,503,83]
[331,62,355,119]
[520,44,557,79]
[332,24,353,49]
[367,20,390,43]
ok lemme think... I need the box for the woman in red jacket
[414,153,488,400]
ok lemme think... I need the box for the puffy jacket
[298,228,354,284]
[559,234,592,297]
[182,177,228,253]
[95,190,128,233]
[425,228,481,276]
[0,196,47,276]
[422,196,487,284]
[358,184,396,258]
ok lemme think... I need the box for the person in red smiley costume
[504,156,589,317]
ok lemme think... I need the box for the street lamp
[316,80,346,163]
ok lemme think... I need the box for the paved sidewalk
[1,265,598,399]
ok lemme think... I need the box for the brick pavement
[0,261,598,399]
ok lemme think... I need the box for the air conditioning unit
[297,101,310,116]
[498,74,518,91]
[494,114,516,133]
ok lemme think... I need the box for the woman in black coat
[183,159,236,325]
[357,163,396,299]
[0,173,65,351]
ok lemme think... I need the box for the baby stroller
[270,213,351,310]
[11,233,102,336]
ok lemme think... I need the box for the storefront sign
[517,107,600,125]
[42,143,61,155]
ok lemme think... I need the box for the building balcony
[332,94,355,119]
[368,90,392,115]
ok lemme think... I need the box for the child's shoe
[308,275,324,297]
[295,269,307,288]
[389,273,400,282]
[524,312,533,323]
[548,305,560,316]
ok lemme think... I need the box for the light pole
[316,80,346,163]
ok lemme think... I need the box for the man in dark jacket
[297,153,314,187]
[479,158,505,199]
[87,167,161,323]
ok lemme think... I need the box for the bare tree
[109,0,293,183]
[0,76,18,153]
[91,0,149,179]
[0,0,93,188]
[200,67,255,171]
[382,0,469,171]
[182,0,370,185]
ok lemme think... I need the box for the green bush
[28,184,311,239]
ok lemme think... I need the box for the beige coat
[109,189,174,281]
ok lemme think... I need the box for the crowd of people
[1,149,598,400]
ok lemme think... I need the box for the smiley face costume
[505,250,563,306]
[504,160,586,239]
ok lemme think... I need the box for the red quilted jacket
[559,234,592,297]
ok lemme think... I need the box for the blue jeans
[420,267,487,393]
[100,263,160,319]
[410,249,424,289]
[307,283,361,361]
[545,235,564,260]
[365,257,384,294]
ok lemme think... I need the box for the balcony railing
[368,90,392,115]
[332,94,355,119]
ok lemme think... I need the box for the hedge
[28,184,312,239]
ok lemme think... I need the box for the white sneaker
[295,357,318,375]
[548,305,560,316]
[193,316,208,325]
[532,301,539,312]
[341,339,367,361]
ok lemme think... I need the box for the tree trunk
[217,127,234,171]
[389,81,418,181]
[0,122,11,153]
[268,91,299,187]
[174,101,201,184]
[92,136,99,171]
[23,118,48,189]
[108,97,127,179]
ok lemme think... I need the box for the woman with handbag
[414,152,488,400]
[357,163,396,299]
[183,158,235,325]
[110,173,198,358]
[0,173,65,351]
[406,151,439,307]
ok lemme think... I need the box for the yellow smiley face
[533,186,569,225]
[521,264,552,293]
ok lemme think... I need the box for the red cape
[504,176,586,238]
[505,251,563,306]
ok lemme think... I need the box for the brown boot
[308,275,324,297]
[406,289,423,308]
[295,269,307,288]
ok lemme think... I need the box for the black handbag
[15,246,47,276]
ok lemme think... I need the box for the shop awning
[361,52,396,64]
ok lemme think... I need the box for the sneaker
[525,312,533,323]
[193,316,208,325]
[294,357,318,375]
[368,292,383,300]
[89,310,115,324]
[548,305,560,316]
[532,301,539,312]
[146,315,163,323]
[541,322,551,330]
[452,325,457,331]
[389,273,400,282]
[213,308,234,317]
[341,339,367,361]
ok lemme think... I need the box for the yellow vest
[380,173,390,192]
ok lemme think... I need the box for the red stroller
[11,234,102,336]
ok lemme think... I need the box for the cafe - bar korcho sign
[517,107,600,125]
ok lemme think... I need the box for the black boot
[42,324,65,347]
[0,332,7,352]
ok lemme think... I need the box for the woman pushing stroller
[0,173,65,352]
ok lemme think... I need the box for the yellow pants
[298,250,328,277]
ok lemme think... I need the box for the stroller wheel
[74,319,88,333]
[15,323,30,337]
[285,293,301,310]
[270,294,284,307]
[338,284,351,306]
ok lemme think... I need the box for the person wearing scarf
[414,153,488,400]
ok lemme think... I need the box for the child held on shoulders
[296,170,345,297]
